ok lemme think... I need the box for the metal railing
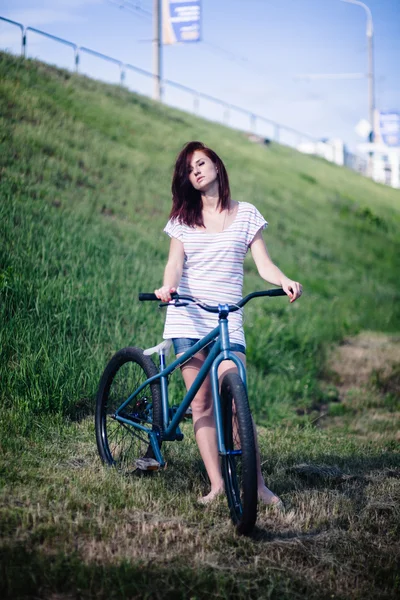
[0,15,364,170]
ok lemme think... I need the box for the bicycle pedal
[134,458,162,472]
[184,407,193,419]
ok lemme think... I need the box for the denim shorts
[172,337,246,356]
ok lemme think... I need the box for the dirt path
[322,332,400,440]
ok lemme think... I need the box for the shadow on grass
[1,541,324,600]
[68,396,96,422]
[164,450,400,500]
[161,457,209,493]
[253,451,400,543]
[273,450,400,491]
[249,519,399,599]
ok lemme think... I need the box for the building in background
[297,138,346,167]
[296,111,400,189]
[357,110,400,189]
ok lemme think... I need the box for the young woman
[155,141,302,506]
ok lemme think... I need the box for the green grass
[1,52,399,430]
[1,418,399,599]
[0,51,400,598]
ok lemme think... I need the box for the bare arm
[250,230,302,302]
[154,237,185,302]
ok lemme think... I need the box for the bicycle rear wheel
[95,347,163,473]
[220,372,257,535]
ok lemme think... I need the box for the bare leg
[179,350,280,505]
[253,416,281,505]
[180,352,224,503]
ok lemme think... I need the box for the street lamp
[340,0,375,143]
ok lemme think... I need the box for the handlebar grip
[267,288,287,297]
[138,291,179,302]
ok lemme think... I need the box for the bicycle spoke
[95,347,162,474]
[106,403,154,464]
[110,422,148,448]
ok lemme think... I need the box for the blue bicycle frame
[114,308,246,467]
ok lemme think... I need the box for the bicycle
[95,288,286,535]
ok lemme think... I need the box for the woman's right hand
[154,286,176,302]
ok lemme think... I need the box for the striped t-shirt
[162,201,267,347]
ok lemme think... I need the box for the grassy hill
[1,52,399,599]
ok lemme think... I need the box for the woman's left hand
[281,278,303,303]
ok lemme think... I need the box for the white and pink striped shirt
[162,201,267,347]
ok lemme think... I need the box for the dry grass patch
[1,417,400,599]
[322,332,400,442]
[328,331,400,395]
[2,333,400,598]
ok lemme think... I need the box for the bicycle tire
[220,372,257,535]
[95,346,163,473]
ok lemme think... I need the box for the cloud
[58,0,101,5]
[3,1,103,28]
[59,0,103,6]
[54,0,103,8]
[3,9,84,27]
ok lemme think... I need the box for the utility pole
[153,0,162,101]
[367,10,375,142]
[341,1,375,140]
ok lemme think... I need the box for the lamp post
[341,0,375,143]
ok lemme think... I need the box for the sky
[1,0,399,152]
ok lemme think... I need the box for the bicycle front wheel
[220,372,257,535]
[95,347,163,473]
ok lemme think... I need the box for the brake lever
[158,300,189,308]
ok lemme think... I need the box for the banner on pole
[162,0,201,45]
[376,110,400,147]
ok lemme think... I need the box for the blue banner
[163,0,201,45]
[379,111,400,147]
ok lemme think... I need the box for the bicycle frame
[114,312,247,467]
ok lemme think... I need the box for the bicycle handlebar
[138,293,173,301]
[138,289,286,313]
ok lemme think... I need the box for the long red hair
[169,141,231,227]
